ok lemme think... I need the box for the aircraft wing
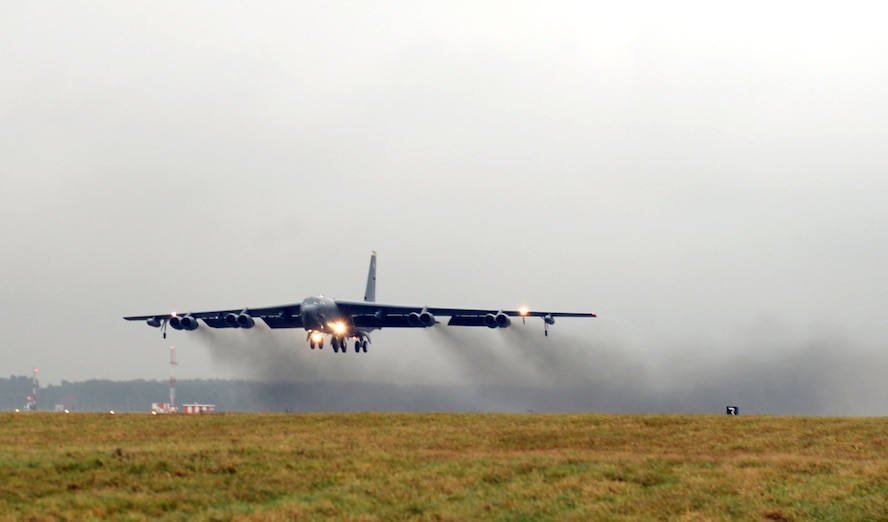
[123,303,304,330]
[335,300,596,329]
[125,300,594,330]
[124,253,596,345]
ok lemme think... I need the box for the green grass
[1,412,887,520]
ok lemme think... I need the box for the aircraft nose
[302,304,321,329]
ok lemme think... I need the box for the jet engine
[407,308,436,327]
[484,311,511,328]
[146,317,162,328]
[225,312,255,328]
[180,315,199,331]
[170,314,199,331]
[496,312,511,328]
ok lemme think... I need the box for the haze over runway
[2,2,887,414]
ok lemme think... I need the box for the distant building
[151,402,215,414]
[182,403,215,414]
[151,402,176,414]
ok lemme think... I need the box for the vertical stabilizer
[364,251,377,302]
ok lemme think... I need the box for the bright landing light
[310,331,324,343]
[330,321,347,335]
[519,307,529,316]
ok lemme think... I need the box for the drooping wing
[334,300,596,328]
[123,303,304,329]
[124,299,595,331]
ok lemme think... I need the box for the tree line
[0,375,542,413]
[1,374,612,413]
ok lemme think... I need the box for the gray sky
[2,2,887,414]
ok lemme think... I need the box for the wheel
[318,338,324,349]
[355,340,361,353]
[310,340,316,349]
[362,340,368,353]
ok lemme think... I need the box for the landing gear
[331,336,350,354]
[307,331,327,350]
[308,332,370,354]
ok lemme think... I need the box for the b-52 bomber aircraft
[124,252,596,353]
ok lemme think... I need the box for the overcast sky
[2,2,887,414]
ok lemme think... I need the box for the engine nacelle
[225,312,255,328]
[180,315,199,331]
[172,315,198,331]
[419,310,436,326]
[544,314,555,325]
[483,313,497,328]
[484,312,511,328]
[495,312,511,328]
[408,308,436,327]
[146,317,162,328]
[236,313,255,328]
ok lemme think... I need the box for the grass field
[1,412,886,521]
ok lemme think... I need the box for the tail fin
[363,251,377,302]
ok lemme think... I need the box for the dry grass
[1,412,886,520]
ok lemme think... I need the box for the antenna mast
[26,368,38,411]
[169,345,177,413]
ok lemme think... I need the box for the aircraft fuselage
[300,296,344,333]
